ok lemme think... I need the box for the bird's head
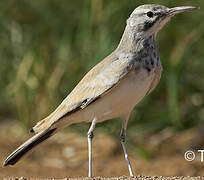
[127,4,199,37]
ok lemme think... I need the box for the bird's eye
[147,11,154,18]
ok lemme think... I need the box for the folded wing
[32,52,137,133]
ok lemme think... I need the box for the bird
[3,4,199,177]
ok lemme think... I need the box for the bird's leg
[87,118,96,177]
[120,114,134,177]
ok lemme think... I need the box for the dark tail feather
[3,128,56,166]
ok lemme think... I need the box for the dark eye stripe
[144,21,156,30]
[143,15,161,31]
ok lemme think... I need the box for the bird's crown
[127,4,198,35]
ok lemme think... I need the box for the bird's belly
[70,69,155,124]
[96,69,155,121]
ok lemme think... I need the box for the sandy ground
[0,122,203,179]
[2,176,204,180]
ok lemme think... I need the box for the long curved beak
[168,6,200,16]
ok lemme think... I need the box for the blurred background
[0,0,204,178]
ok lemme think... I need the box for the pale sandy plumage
[33,52,133,132]
[3,4,198,177]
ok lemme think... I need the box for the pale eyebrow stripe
[130,12,145,17]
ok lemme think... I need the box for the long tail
[3,128,57,166]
